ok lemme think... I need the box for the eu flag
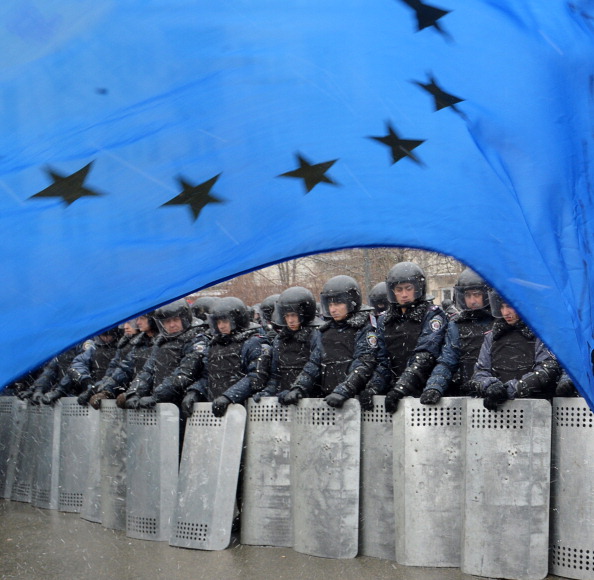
[1,1,593,406]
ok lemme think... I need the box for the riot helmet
[136,311,159,334]
[272,286,317,327]
[454,268,490,312]
[209,297,251,334]
[260,294,280,324]
[153,299,193,337]
[368,282,389,315]
[191,296,219,321]
[487,289,519,324]
[320,275,362,318]
[94,326,120,344]
[386,262,426,305]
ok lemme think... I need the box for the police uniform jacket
[265,325,322,394]
[369,301,447,396]
[424,309,493,396]
[472,318,560,399]
[187,327,271,404]
[131,326,209,404]
[297,311,378,399]
[99,332,157,395]
[68,339,119,394]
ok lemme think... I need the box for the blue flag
[1,1,594,406]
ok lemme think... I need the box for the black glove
[420,389,442,405]
[278,388,303,406]
[30,389,45,405]
[138,396,157,409]
[68,368,92,390]
[358,389,375,411]
[124,395,141,410]
[77,388,94,406]
[182,391,204,417]
[384,390,403,414]
[324,392,347,408]
[95,376,117,394]
[17,388,34,401]
[483,381,508,411]
[212,396,231,417]
[89,391,113,410]
[41,390,62,405]
[556,377,578,397]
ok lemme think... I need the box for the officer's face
[99,332,116,344]
[123,322,138,336]
[162,316,183,335]
[394,283,416,305]
[501,303,519,325]
[464,289,484,310]
[284,312,301,331]
[217,318,232,335]
[329,301,349,321]
[136,316,151,332]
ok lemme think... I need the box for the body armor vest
[207,338,245,399]
[384,317,422,380]
[320,323,357,394]
[131,334,155,376]
[458,319,492,384]
[152,328,196,386]
[277,328,313,391]
[491,328,535,383]
[91,343,118,382]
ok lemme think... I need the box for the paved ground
[0,500,563,580]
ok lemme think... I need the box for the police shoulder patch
[82,339,94,351]
[367,332,378,348]
[430,318,443,332]
[193,342,206,353]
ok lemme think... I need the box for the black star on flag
[30,162,102,206]
[399,0,451,35]
[369,123,425,165]
[162,174,224,221]
[413,75,465,115]
[278,153,339,193]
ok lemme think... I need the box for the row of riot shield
[0,395,592,580]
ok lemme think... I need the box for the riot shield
[126,404,179,541]
[241,397,293,547]
[58,399,100,512]
[100,400,127,530]
[80,405,103,523]
[461,398,551,580]
[11,404,37,503]
[394,397,465,567]
[359,395,395,560]
[292,398,361,559]
[0,397,27,499]
[169,403,246,551]
[550,398,594,580]
[31,401,62,510]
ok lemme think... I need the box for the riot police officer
[116,299,208,409]
[41,329,120,405]
[472,290,560,410]
[262,286,322,404]
[288,275,378,408]
[369,281,389,317]
[360,262,447,412]
[181,297,271,417]
[420,268,494,404]
[82,312,159,409]
[20,344,84,404]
